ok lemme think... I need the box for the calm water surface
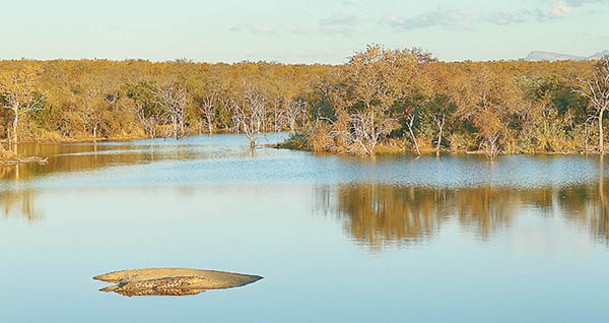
[1,134,608,322]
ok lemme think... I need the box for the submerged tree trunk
[434,114,445,157]
[600,108,605,154]
[93,121,100,139]
[7,126,12,150]
[482,135,500,160]
[12,111,19,144]
[172,116,179,139]
[406,114,421,156]
[436,129,443,157]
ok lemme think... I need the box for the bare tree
[433,113,446,157]
[424,94,454,157]
[404,111,421,156]
[480,135,500,160]
[159,81,187,139]
[348,112,397,155]
[578,56,609,153]
[269,97,286,132]
[285,98,307,132]
[134,101,163,139]
[218,96,236,131]
[128,80,163,138]
[0,67,44,144]
[199,89,219,135]
[77,87,106,139]
[231,83,267,149]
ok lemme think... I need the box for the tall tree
[231,81,267,149]
[452,66,523,159]
[578,56,609,153]
[159,81,187,139]
[198,87,220,135]
[0,67,44,144]
[422,94,456,157]
[336,45,433,155]
[127,80,163,138]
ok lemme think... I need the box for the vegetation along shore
[1,45,608,160]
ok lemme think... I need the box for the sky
[0,0,608,64]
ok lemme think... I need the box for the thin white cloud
[565,0,609,6]
[485,9,532,25]
[483,6,565,25]
[384,7,472,30]
[231,11,361,36]
[230,24,279,34]
[538,0,609,18]
[319,12,359,34]
[385,0,607,31]
[545,0,573,17]
[289,24,312,35]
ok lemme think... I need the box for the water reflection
[4,179,607,246]
[0,142,203,182]
[95,268,263,298]
[2,135,609,249]
[321,179,609,248]
[103,282,207,297]
[1,189,42,222]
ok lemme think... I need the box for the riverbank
[0,156,48,166]
[1,131,602,166]
[0,135,146,165]
[274,131,600,157]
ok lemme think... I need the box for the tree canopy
[0,47,603,158]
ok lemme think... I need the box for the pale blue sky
[1,0,607,63]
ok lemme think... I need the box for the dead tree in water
[231,83,266,149]
[159,81,187,139]
[285,98,308,132]
[480,135,500,160]
[348,112,397,155]
[128,80,163,139]
[433,113,446,157]
[199,89,218,135]
[404,112,421,156]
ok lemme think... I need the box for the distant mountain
[588,50,609,60]
[523,50,609,62]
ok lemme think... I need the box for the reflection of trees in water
[323,180,609,248]
[0,165,17,180]
[596,158,609,242]
[336,185,447,246]
[577,177,609,241]
[453,187,515,238]
[1,189,43,222]
[562,157,609,241]
[0,143,200,182]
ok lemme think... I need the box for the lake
[1,133,608,322]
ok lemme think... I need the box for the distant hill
[588,50,609,60]
[523,50,609,62]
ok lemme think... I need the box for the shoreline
[0,133,604,165]
[274,142,600,157]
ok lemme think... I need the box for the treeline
[1,45,608,158]
[296,46,608,158]
[0,59,332,151]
